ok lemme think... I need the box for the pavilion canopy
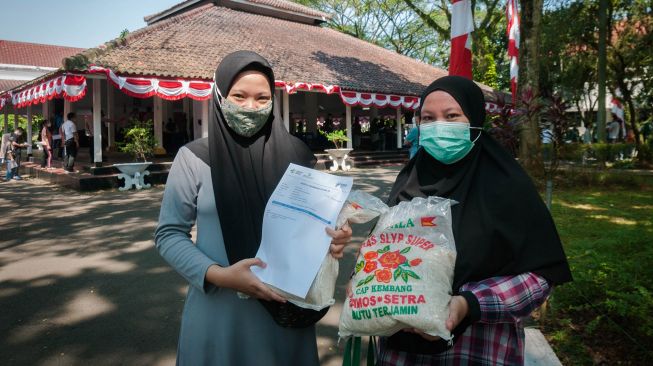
[0,0,507,113]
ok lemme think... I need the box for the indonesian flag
[507,0,520,104]
[449,0,474,79]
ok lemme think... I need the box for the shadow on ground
[0,167,401,366]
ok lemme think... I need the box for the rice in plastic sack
[339,196,456,340]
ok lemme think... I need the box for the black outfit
[64,138,77,171]
[385,76,572,354]
[9,133,24,177]
[186,51,323,327]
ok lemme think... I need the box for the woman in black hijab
[378,76,572,365]
[155,51,352,365]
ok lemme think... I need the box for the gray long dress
[154,147,319,366]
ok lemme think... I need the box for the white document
[252,163,353,298]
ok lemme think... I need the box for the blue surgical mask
[419,121,481,164]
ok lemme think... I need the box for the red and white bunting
[449,0,474,79]
[89,66,213,101]
[10,74,86,109]
[339,91,420,110]
[0,65,508,116]
[507,0,520,104]
[274,81,340,95]
[0,94,9,111]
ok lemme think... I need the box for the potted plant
[113,119,156,190]
[320,129,353,171]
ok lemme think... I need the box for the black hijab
[386,76,572,352]
[193,51,316,265]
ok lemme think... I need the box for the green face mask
[220,98,272,137]
[419,121,481,164]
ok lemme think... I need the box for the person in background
[607,117,620,144]
[4,127,28,180]
[404,111,421,159]
[41,120,53,169]
[2,132,15,181]
[61,112,79,173]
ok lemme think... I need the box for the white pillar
[345,105,352,149]
[42,100,50,122]
[26,105,33,155]
[25,105,32,156]
[63,99,71,124]
[106,81,114,149]
[275,89,281,105]
[153,97,165,154]
[13,110,18,130]
[3,108,8,133]
[93,79,103,164]
[201,99,209,138]
[283,90,290,132]
[396,108,402,149]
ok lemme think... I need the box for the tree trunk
[624,97,640,146]
[518,0,544,175]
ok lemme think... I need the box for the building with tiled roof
[68,0,452,96]
[0,40,84,92]
[1,0,504,166]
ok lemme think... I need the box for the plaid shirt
[378,272,551,366]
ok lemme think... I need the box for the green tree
[540,0,653,146]
[401,0,510,90]
[607,1,652,145]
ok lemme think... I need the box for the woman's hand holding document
[252,163,353,298]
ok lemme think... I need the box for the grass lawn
[541,182,653,364]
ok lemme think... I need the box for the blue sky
[0,0,182,48]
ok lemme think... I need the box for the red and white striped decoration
[339,91,420,110]
[274,81,340,95]
[1,65,507,116]
[449,0,474,79]
[0,94,9,111]
[507,0,520,104]
[10,74,86,109]
[89,66,213,101]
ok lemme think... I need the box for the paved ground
[0,166,560,366]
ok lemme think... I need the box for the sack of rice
[339,196,456,340]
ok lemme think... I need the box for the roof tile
[91,3,449,96]
[0,40,84,68]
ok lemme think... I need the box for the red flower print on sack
[409,258,423,267]
[375,269,392,283]
[363,261,378,273]
[378,250,407,269]
[364,251,378,261]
